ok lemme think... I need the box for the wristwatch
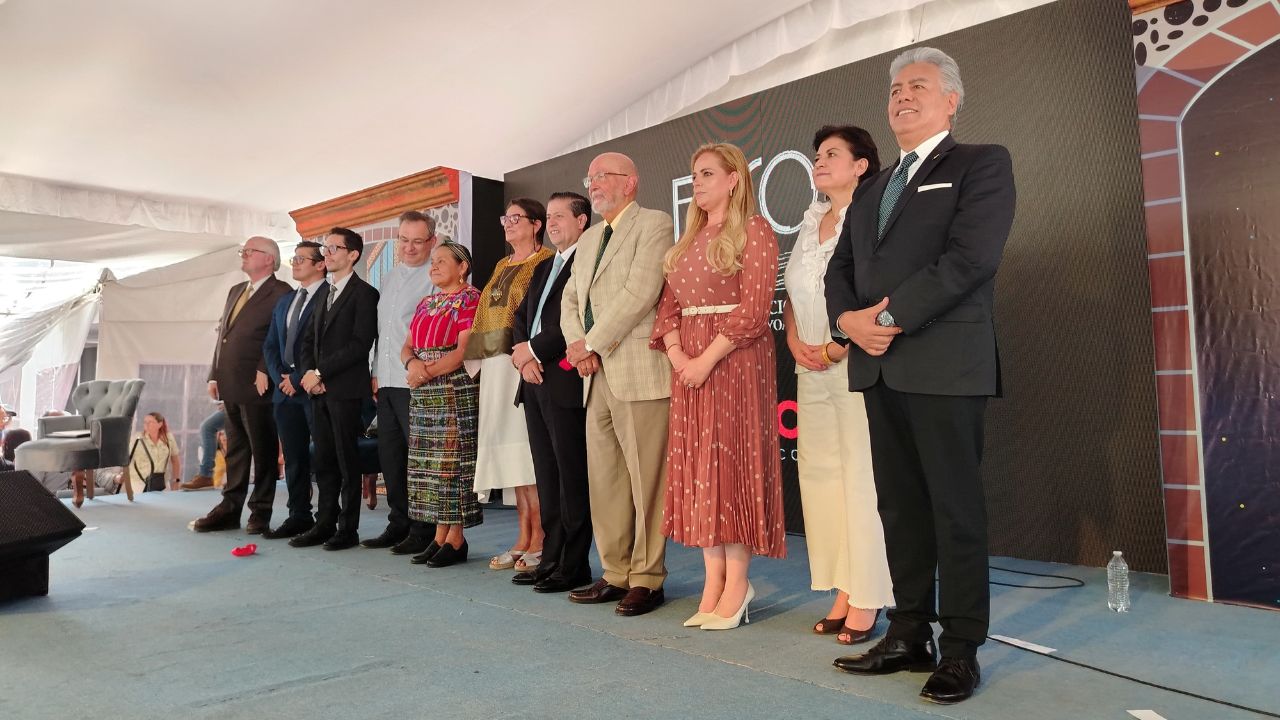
[313,368,322,379]
[876,310,897,328]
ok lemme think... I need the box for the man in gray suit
[562,152,673,617]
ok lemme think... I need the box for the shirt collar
[555,244,578,262]
[900,130,950,164]
[605,201,636,229]
[299,278,326,295]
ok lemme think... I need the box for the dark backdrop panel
[506,0,1166,572]
[1184,40,1280,606]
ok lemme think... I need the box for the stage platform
[1,487,1276,720]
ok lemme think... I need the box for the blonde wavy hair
[663,143,757,276]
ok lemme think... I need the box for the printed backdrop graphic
[508,0,1168,572]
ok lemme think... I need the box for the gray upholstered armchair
[16,379,145,507]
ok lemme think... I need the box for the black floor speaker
[0,470,85,602]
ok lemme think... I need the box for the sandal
[488,550,525,570]
[513,550,542,573]
[813,615,848,635]
[836,608,882,646]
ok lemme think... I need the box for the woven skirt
[407,346,482,528]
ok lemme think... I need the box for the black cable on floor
[987,635,1280,719]
[987,564,1086,590]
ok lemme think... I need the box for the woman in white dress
[464,198,554,573]
[784,125,895,645]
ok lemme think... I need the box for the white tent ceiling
[0,0,811,217]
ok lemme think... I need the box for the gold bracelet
[820,344,833,365]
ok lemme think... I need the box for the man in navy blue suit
[826,47,1016,704]
[261,241,330,539]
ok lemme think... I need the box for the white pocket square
[917,183,953,192]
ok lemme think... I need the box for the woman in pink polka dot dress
[650,142,786,631]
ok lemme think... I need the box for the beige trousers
[796,363,895,609]
[585,364,670,590]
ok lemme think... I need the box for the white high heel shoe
[683,611,716,627]
[701,582,755,631]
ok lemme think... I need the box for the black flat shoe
[391,536,431,556]
[360,529,407,549]
[409,541,441,565]
[834,636,937,675]
[425,540,468,568]
[920,656,980,704]
[323,533,360,551]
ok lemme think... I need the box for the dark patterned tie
[582,223,614,333]
[877,151,919,239]
[283,288,307,366]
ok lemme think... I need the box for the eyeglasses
[288,256,322,265]
[498,214,530,227]
[582,171,629,189]
[319,244,349,256]
[237,247,269,258]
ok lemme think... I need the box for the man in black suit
[511,192,594,593]
[260,241,330,539]
[292,227,380,551]
[825,47,1016,704]
[193,236,292,534]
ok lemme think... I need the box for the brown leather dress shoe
[615,586,665,616]
[568,579,628,604]
[245,514,271,535]
[920,656,980,704]
[181,475,213,491]
[192,504,240,533]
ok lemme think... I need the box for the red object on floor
[231,543,257,557]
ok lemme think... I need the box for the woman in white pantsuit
[784,125,895,645]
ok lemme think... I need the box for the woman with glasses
[402,242,483,567]
[464,199,554,573]
[651,143,785,631]
[785,125,894,645]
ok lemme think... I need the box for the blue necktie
[878,151,919,239]
[531,253,565,337]
[283,288,307,366]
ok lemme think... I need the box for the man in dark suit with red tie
[511,192,594,593]
[825,47,1016,704]
[193,236,292,533]
[292,227,379,551]
[260,241,330,539]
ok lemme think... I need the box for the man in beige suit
[562,152,673,616]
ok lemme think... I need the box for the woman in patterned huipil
[463,198,554,573]
[401,242,482,568]
[651,142,786,631]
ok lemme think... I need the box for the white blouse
[783,200,847,374]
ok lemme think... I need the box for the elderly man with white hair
[192,235,292,533]
[826,46,1016,704]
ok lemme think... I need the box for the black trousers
[312,396,364,535]
[273,399,314,522]
[221,400,279,519]
[522,385,592,581]
[377,387,433,539]
[863,380,989,659]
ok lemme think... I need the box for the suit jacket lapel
[875,135,957,250]
[323,276,359,334]
[591,205,639,285]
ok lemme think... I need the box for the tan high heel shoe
[683,611,716,627]
[702,582,755,631]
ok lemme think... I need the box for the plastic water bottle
[1107,550,1130,612]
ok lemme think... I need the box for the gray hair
[889,46,965,117]
[246,235,282,271]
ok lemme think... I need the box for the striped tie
[582,224,614,333]
[877,151,918,239]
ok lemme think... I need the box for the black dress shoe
[390,536,431,555]
[533,574,592,594]
[834,636,937,675]
[244,514,271,535]
[409,541,441,565]
[361,528,407,549]
[323,533,360,551]
[920,657,980,704]
[568,579,628,604]
[615,586,665,616]
[263,517,314,540]
[425,541,468,568]
[511,571,538,586]
[289,526,335,548]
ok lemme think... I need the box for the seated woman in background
[127,412,181,493]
